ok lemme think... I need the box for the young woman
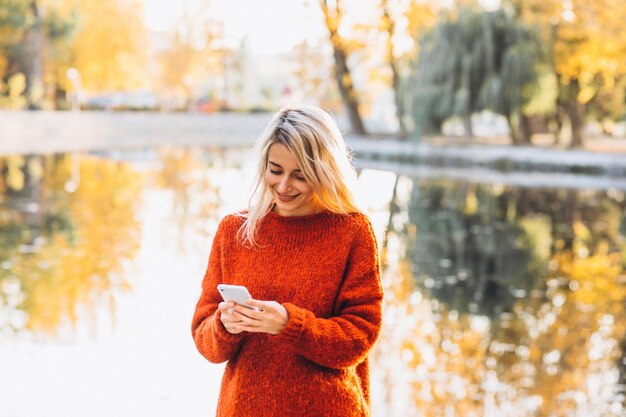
[191,106,383,417]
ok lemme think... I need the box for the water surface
[0,148,624,417]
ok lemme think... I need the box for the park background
[1,0,625,416]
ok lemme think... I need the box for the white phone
[217,284,259,310]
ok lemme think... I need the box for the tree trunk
[560,80,585,148]
[381,0,408,137]
[390,61,408,137]
[618,334,626,411]
[519,114,532,144]
[563,99,584,148]
[22,0,44,110]
[515,188,529,219]
[506,113,532,145]
[321,0,366,135]
[552,105,565,145]
[463,114,473,137]
[382,175,400,251]
[549,190,577,255]
[506,114,521,145]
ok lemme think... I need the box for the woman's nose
[277,176,291,192]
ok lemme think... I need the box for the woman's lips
[277,191,300,202]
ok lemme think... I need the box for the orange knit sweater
[192,210,383,417]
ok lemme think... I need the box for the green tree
[411,7,543,143]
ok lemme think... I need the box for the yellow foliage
[71,0,148,92]
[0,55,7,79]
[520,0,626,98]
[567,252,625,306]
[3,155,26,191]
[16,154,144,335]
[524,250,626,415]
[405,0,439,41]
[465,187,478,214]
[153,3,226,102]
[0,73,28,109]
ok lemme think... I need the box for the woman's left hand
[230,299,290,335]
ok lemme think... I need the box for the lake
[0,146,624,417]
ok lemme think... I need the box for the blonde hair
[238,106,361,246]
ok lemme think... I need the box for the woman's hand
[221,299,290,336]
[218,301,247,334]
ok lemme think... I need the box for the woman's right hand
[218,301,245,334]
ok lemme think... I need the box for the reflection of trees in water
[510,251,625,416]
[376,177,626,416]
[406,182,540,318]
[155,146,225,256]
[373,243,493,417]
[0,154,142,336]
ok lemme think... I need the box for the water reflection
[2,148,625,416]
[155,147,220,254]
[404,181,542,317]
[0,146,246,337]
[373,175,626,417]
[0,154,142,336]
[154,145,250,258]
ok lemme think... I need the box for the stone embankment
[2,111,625,190]
[0,110,270,154]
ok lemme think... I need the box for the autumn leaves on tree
[1,0,625,146]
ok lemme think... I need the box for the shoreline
[2,111,625,181]
[347,135,626,178]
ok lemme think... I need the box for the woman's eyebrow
[268,161,301,172]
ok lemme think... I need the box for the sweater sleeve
[191,216,245,363]
[276,216,383,369]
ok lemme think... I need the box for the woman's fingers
[218,301,235,314]
[219,301,248,334]
[234,300,290,335]
[245,299,276,312]
[220,299,289,335]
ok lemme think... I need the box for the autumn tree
[292,39,338,109]
[377,0,438,136]
[315,0,439,136]
[320,0,366,135]
[511,0,626,147]
[70,0,148,93]
[373,0,404,134]
[155,4,227,109]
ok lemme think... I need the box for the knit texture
[192,210,383,417]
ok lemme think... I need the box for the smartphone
[217,284,259,310]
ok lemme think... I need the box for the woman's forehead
[267,143,301,170]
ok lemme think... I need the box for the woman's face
[265,143,319,217]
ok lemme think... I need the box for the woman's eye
[295,176,306,182]
[270,170,282,175]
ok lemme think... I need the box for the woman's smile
[276,191,300,201]
[265,143,319,216]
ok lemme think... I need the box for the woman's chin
[274,202,297,215]
[274,201,318,217]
